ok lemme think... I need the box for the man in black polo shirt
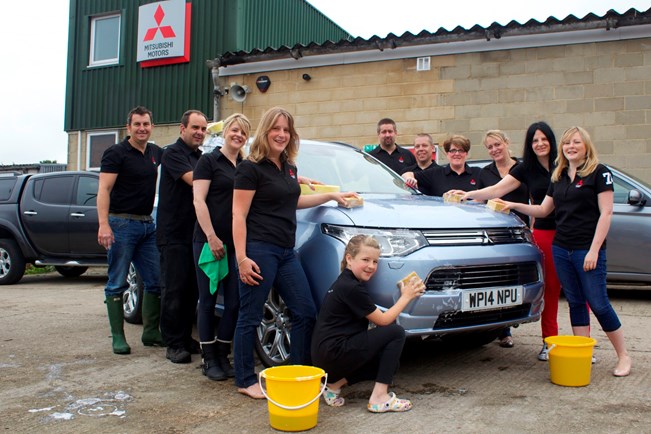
[404,133,438,173]
[368,118,416,175]
[157,109,207,364]
[98,106,164,355]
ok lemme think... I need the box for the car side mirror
[627,189,646,206]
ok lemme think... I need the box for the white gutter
[219,25,651,76]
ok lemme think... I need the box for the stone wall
[218,38,651,183]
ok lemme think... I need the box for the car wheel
[0,239,26,285]
[123,264,143,324]
[444,329,502,348]
[55,266,89,278]
[255,288,291,367]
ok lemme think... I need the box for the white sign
[137,0,186,62]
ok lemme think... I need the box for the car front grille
[433,304,532,329]
[425,262,539,291]
[422,228,531,245]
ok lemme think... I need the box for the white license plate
[462,286,523,312]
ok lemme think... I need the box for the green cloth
[198,243,229,295]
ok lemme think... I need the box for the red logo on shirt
[576,180,583,188]
[289,168,295,178]
[398,157,404,163]
[470,179,476,186]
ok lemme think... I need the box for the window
[90,14,121,66]
[33,177,74,205]
[76,176,99,207]
[87,132,118,170]
[0,178,17,201]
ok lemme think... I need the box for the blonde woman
[496,126,631,377]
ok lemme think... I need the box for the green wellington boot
[105,296,131,355]
[141,292,165,347]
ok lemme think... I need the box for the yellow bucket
[544,335,597,387]
[259,365,326,432]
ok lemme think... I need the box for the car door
[607,169,651,282]
[69,174,105,255]
[20,174,74,255]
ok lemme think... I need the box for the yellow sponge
[300,184,341,195]
[339,196,364,208]
[398,271,420,288]
[487,199,509,213]
[443,192,464,203]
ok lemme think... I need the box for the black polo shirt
[311,269,377,360]
[510,162,556,230]
[404,161,438,173]
[192,149,242,249]
[368,145,416,175]
[100,137,162,216]
[548,164,614,250]
[478,159,530,226]
[414,163,481,196]
[157,138,202,246]
[234,158,301,249]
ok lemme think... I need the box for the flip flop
[367,392,412,413]
[323,386,345,407]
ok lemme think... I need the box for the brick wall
[217,38,651,183]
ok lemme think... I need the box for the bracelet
[238,257,249,267]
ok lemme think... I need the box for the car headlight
[322,224,428,257]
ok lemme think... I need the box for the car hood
[318,193,525,229]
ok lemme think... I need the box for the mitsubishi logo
[143,5,176,41]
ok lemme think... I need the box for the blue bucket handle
[259,371,328,411]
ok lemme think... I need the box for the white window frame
[87,131,119,170]
[89,13,121,67]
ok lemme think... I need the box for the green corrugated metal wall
[65,0,349,131]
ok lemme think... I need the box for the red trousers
[533,229,561,340]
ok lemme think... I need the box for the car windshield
[296,142,413,194]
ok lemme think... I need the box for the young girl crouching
[310,235,425,413]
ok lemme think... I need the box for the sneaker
[538,343,549,361]
[166,346,191,364]
[592,355,597,364]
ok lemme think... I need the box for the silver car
[253,141,544,366]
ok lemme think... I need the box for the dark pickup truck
[0,171,144,322]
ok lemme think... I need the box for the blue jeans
[234,241,316,388]
[551,245,621,332]
[105,216,160,297]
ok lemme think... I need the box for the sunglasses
[447,149,467,154]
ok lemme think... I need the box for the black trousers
[313,323,405,385]
[159,244,199,349]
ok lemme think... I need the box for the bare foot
[237,383,265,399]
[613,354,632,377]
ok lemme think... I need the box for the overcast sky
[1,0,650,165]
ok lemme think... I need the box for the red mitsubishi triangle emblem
[144,5,176,41]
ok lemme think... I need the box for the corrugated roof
[217,7,651,64]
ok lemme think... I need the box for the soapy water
[29,391,132,421]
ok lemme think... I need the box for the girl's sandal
[367,392,413,413]
[323,386,345,407]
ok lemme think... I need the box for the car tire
[0,239,26,285]
[55,266,89,278]
[255,288,291,367]
[123,263,143,324]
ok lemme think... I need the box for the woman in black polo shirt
[461,122,561,362]
[193,113,251,381]
[498,126,631,377]
[477,130,530,348]
[402,135,480,196]
[232,107,357,399]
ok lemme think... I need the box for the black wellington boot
[201,341,227,381]
[217,341,235,378]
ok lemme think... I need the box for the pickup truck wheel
[123,264,143,324]
[55,266,89,278]
[255,288,291,367]
[0,239,26,285]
